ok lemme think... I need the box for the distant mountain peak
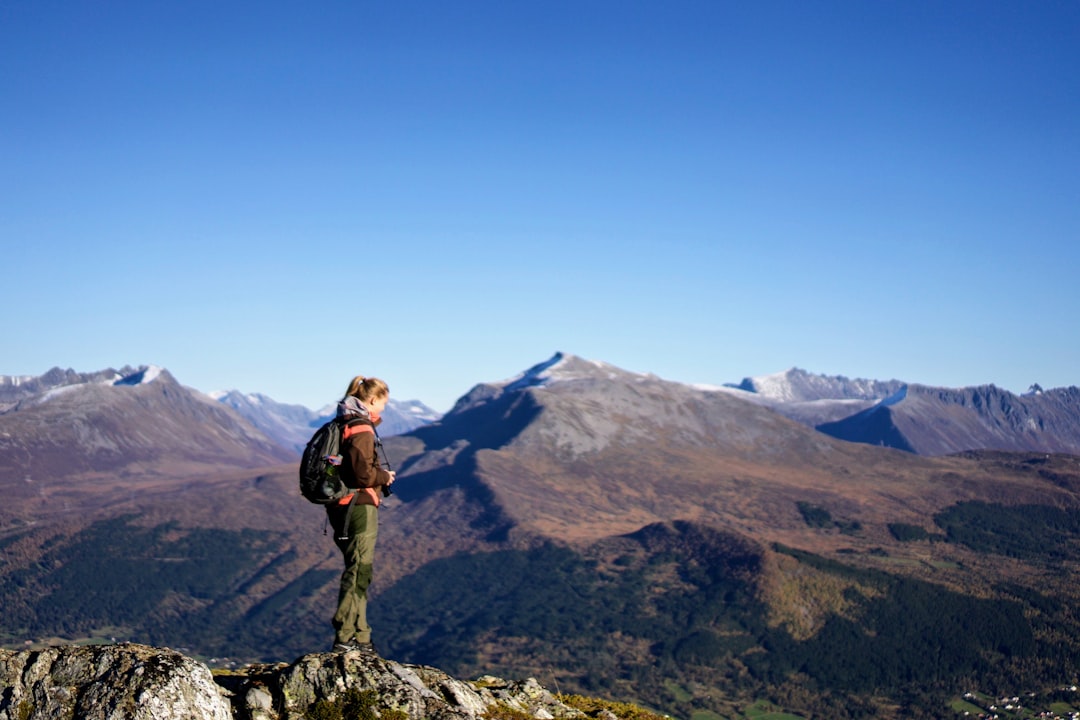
[445,352,652,417]
[730,368,805,401]
[501,352,569,392]
[499,352,649,394]
[0,365,173,411]
[818,382,1080,456]
[211,387,441,452]
[0,364,296,482]
[208,389,271,405]
[728,368,906,404]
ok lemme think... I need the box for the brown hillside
[385,360,1080,552]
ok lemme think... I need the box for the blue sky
[3,1,1078,412]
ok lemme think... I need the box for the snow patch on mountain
[500,352,651,394]
[879,385,909,407]
[9,366,167,409]
[695,383,771,404]
[209,390,269,406]
[748,369,804,402]
[729,368,906,404]
[501,353,570,392]
[41,385,81,402]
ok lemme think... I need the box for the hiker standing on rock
[327,375,395,654]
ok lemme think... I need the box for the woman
[327,375,395,654]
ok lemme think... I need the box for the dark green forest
[933,501,1080,562]
[373,517,1073,720]
[0,516,331,661]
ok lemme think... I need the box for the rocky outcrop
[0,643,231,720]
[0,643,585,720]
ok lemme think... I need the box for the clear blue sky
[3,1,1078,412]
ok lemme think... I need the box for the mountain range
[721,366,1080,455]
[2,354,1080,720]
[210,389,440,453]
[0,366,293,516]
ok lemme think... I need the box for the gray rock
[0,643,232,720]
[236,649,586,720]
[0,644,585,720]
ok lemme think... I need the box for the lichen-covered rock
[242,649,583,720]
[469,675,581,720]
[0,643,232,720]
[272,651,463,720]
[0,643,583,720]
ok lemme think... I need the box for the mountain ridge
[7,358,1077,460]
[818,381,1080,455]
[727,366,908,402]
[0,367,295,528]
[4,353,1080,718]
[386,354,1079,547]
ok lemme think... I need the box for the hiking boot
[332,640,379,657]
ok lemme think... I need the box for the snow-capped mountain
[709,368,904,427]
[213,390,441,454]
[376,398,444,436]
[4,359,1076,466]
[0,366,157,411]
[817,382,1080,456]
[718,367,1080,456]
[444,351,655,417]
[727,367,906,403]
[0,366,295,499]
[1,364,442,463]
[209,391,325,455]
[469,356,1080,457]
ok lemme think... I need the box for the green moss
[481,703,537,720]
[305,688,380,720]
[304,700,343,720]
[558,693,668,720]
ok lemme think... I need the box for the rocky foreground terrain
[0,642,597,720]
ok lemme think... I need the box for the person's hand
[386,471,396,485]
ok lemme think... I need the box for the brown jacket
[337,419,392,507]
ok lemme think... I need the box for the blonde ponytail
[344,375,389,403]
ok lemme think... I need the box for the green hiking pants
[328,502,379,645]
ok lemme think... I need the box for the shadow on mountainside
[383,388,544,543]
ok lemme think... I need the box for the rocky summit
[0,642,587,720]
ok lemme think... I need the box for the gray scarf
[336,396,371,421]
